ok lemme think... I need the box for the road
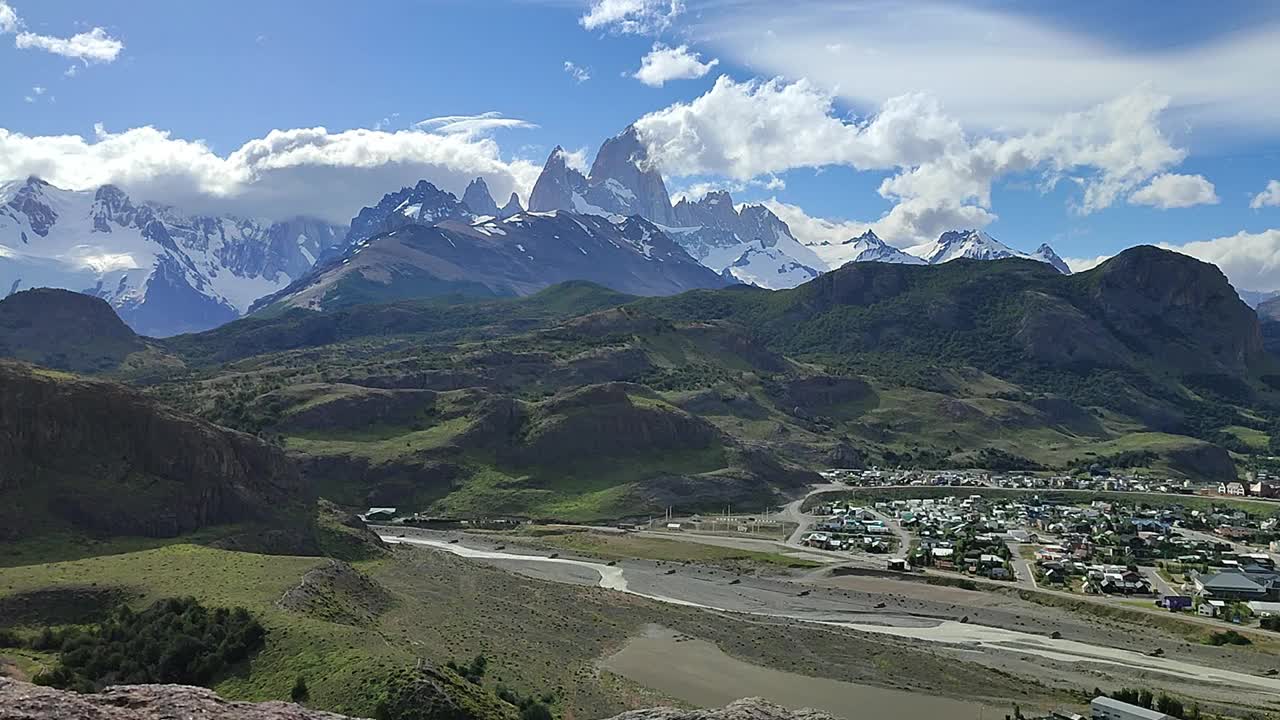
[777,482,846,546]
[1141,566,1181,597]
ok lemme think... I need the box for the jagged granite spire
[462,177,500,217]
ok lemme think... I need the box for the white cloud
[1252,180,1280,209]
[15,27,123,63]
[633,43,718,87]
[1063,255,1111,273]
[558,146,590,173]
[0,1,124,64]
[1128,173,1219,209]
[758,198,870,246]
[635,76,1186,244]
[691,1,1280,132]
[670,175,785,203]
[0,1,17,34]
[580,0,683,35]
[563,61,591,83]
[31,85,44,95]
[415,112,537,136]
[0,123,542,226]
[1160,230,1280,292]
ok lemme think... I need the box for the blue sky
[3,0,1280,287]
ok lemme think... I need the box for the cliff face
[0,361,304,539]
[1086,246,1264,374]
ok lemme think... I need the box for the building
[1196,569,1280,601]
[362,507,397,522]
[1091,696,1173,720]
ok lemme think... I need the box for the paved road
[1011,556,1038,588]
[1141,566,1180,598]
[778,483,846,546]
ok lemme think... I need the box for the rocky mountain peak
[4,176,58,237]
[588,125,675,224]
[499,192,524,219]
[90,184,137,232]
[346,180,472,247]
[844,229,884,246]
[1032,243,1071,274]
[529,146,589,214]
[462,177,500,217]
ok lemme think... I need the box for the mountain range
[2,243,1272,535]
[0,177,347,336]
[0,125,1202,337]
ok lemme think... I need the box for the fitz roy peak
[529,127,820,289]
[0,177,345,336]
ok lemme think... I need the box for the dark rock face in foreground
[0,679,836,720]
[0,361,305,540]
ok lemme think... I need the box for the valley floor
[379,525,1280,719]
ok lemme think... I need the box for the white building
[1091,696,1173,720]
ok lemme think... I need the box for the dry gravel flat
[382,528,1280,718]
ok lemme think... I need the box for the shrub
[291,676,310,703]
[1207,630,1252,646]
[32,597,264,692]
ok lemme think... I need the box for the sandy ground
[600,625,995,720]
[381,528,1280,716]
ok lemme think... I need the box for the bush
[32,597,265,692]
[1207,630,1252,646]
[291,676,310,703]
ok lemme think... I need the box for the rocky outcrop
[0,361,305,539]
[0,678,361,719]
[0,681,833,720]
[277,559,392,626]
[609,699,837,720]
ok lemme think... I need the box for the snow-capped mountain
[811,230,927,268]
[345,179,475,250]
[1030,243,1071,274]
[663,192,824,287]
[256,208,727,312]
[726,242,822,288]
[528,127,820,289]
[529,126,677,224]
[0,177,345,336]
[906,229,1069,274]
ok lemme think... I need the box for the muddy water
[601,626,997,720]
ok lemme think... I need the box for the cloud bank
[0,124,542,225]
[634,76,1186,245]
